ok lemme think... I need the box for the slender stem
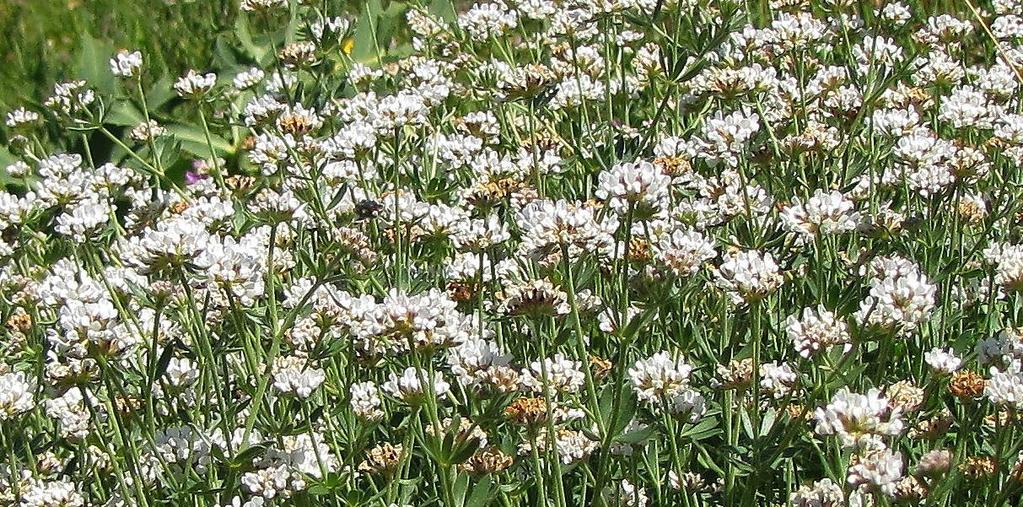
[197,106,227,188]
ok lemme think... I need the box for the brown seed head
[6,309,32,334]
[359,443,404,476]
[460,447,514,475]
[949,370,985,400]
[505,397,549,426]
[959,456,998,480]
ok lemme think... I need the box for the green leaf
[352,0,384,64]
[213,36,242,69]
[376,2,409,46]
[759,407,778,436]
[234,16,268,63]
[76,35,115,96]
[611,388,637,437]
[230,444,268,471]
[450,437,482,465]
[620,307,657,341]
[165,123,234,157]
[146,76,178,111]
[693,443,726,475]
[306,484,331,495]
[428,0,457,23]
[740,408,755,439]
[443,415,460,457]
[157,138,183,171]
[154,340,177,380]
[452,472,470,506]
[598,386,614,423]
[680,417,720,441]
[615,425,655,445]
[106,101,145,127]
[465,476,494,507]
[0,147,17,185]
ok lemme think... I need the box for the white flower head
[175,70,217,98]
[815,388,904,449]
[0,371,35,420]
[714,250,783,304]
[110,50,143,78]
[383,367,451,404]
[924,347,962,374]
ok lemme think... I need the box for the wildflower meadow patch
[3,0,1023,506]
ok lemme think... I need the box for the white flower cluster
[383,367,451,404]
[272,356,326,398]
[175,70,217,97]
[786,306,852,359]
[652,227,717,277]
[714,250,783,305]
[109,49,143,78]
[596,160,671,215]
[780,189,860,239]
[815,388,904,449]
[629,352,706,421]
[516,199,617,259]
[3,0,1023,504]
[0,371,35,420]
[855,257,936,335]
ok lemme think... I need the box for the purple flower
[185,171,207,185]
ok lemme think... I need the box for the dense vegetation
[3,0,1023,506]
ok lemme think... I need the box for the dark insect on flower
[114,394,142,416]
[169,201,190,215]
[278,42,318,68]
[447,281,477,303]
[278,112,317,136]
[355,199,383,219]
[910,410,953,440]
[653,156,691,177]
[893,476,928,503]
[500,279,569,318]
[627,238,653,263]
[226,175,257,195]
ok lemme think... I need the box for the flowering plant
[3,0,1023,506]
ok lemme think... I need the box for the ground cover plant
[3,0,1023,505]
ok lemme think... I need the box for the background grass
[0,0,981,112]
[0,0,238,110]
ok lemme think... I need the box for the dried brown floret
[505,397,549,427]
[359,443,404,476]
[590,355,612,380]
[6,308,32,334]
[460,447,514,475]
[959,456,998,480]
[949,370,986,400]
[653,156,691,177]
